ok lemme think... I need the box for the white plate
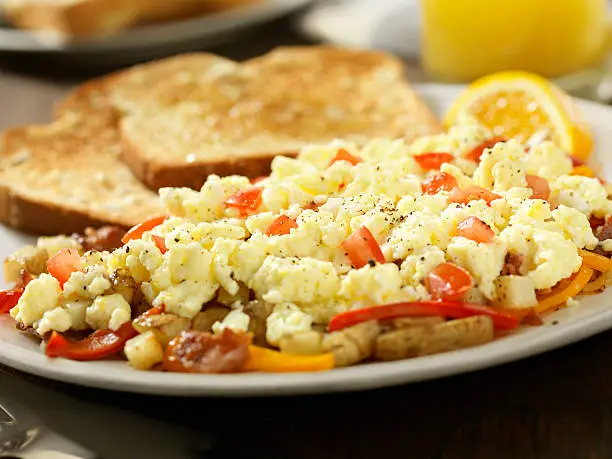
[1,84,612,397]
[0,0,312,56]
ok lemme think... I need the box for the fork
[0,397,96,459]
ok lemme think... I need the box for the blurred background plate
[0,0,313,64]
[297,0,421,58]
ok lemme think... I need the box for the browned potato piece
[110,268,138,304]
[4,246,48,283]
[375,315,494,361]
[375,327,427,361]
[464,287,487,305]
[192,307,230,333]
[244,300,273,346]
[390,316,445,329]
[216,283,250,306]
[494,275,537,308]
[132,313,191,347]
[420,315,494,355]
[322,320,381,367]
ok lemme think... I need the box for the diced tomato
[425,262,473,301]
[414,152,454,171]
[328,300,519,332]
[122,216,166,244]
[341,226,386,269]
[449,186,501,206]
[0,289,23,314]
[265,215,298,236]
[251,176,268,184]
[224,187,263,217]
[329,148,362,166]
[421,172,458,195]
[47,248,82,287]
[465,137,507,162]
[457,216,494,243]
[525,174,550,200]
[45,321,138,361]
[151,235,167,254]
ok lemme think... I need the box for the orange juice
[421,0,609,82]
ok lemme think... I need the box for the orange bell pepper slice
[536,264,594,314]
[579,249,612,272]
[245,346,334,373]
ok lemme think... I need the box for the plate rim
[0,0,313,53]
[1,83,612,397]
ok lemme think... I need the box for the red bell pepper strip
[0,289,23,314]
[328,301,519,332]
[45,321,138,361]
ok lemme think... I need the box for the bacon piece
[73,226,126,252]
[502,253,525,276]
[596,218,612,242]
[163,329,251,374]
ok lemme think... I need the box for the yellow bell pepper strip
[245,346,335,373]
[569,165,596,177]
[578,249,612,272]
[536,264,594,314]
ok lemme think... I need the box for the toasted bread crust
[121,134,290,190]
[0,187,120,235]
[0,47,441,235]
[110,46,443,190]
[0,76,162,235]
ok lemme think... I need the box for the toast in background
[1,0,259,39]
[109,46,443,190]
[1,0,147,38]
[0,46,441,235]
[0,77,162,235]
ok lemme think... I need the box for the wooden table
[1,16,611,459]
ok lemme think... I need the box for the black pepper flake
[552,320,559,325]
[368,260,376,267]
[174,238,180,243]
[125,246,130,253]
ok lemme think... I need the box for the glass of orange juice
[421,0,610,95]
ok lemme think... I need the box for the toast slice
[1,0,147,39]
[1,0,260,39]
[111,46,443,190]
[0,76,163,235]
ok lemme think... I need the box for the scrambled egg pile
[9,117,612,347]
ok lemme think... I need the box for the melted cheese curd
[9,117,611,360]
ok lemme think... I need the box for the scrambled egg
[9,117,612,340]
